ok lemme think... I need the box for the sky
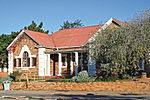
[0,0,150,35]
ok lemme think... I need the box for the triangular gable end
[7,29,41,51]
[87,17,123,43]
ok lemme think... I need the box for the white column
[8,50,13,75]
[45,54,51,76]
[58,53,62,76]
[75,52,78,75]
[48,54,51,76]
[70,53,73,75]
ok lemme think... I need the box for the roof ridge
[52,25,103,35]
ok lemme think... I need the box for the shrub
[122,74,132,79]
[70,70,96,83]
[95,77,119,82]
[9,71,22,81]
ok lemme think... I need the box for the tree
[60,19,83,30]
[87,9,150,78]
[24,21,49,34]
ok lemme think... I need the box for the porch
[45,49,88,77]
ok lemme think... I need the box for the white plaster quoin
[38,48,46,76]
[75,52,79,75]
[8,50,13,74]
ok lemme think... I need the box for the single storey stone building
[7,18,124,79]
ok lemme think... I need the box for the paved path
[0,90,150,99]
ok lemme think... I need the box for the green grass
[46,79,71,82]
[24,95,32,98]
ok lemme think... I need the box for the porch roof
[45,49,87,54]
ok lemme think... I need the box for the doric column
[45,54,50,76]
[70,53,73,75]
[58,53,62,76]
[75,52,79,75]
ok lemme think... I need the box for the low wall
[0,80,150,92]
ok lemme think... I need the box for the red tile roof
[25,25,102,48]
[24,18,123,48]
[51,25,102,47]
[24,30,55,47]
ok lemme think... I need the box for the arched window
[23,51,30,67]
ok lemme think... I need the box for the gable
[11,33,38,54]
[7,30,40,51]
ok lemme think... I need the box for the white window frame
[15,45,36,70]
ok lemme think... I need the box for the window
[18,58,21,67]
[32,57,36,66]
[23,51,30,67]
[14,59,16,67]
[62,54,67,67]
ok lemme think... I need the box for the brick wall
[0,80,150,92]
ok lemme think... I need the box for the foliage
[9,71,22,81]
[0,31,19,68]
[95,77,119,82]
[87,9,150,79]
[60,19,83,30]
[0,75,13,83]
[46,79,70,82]
[24,21,49,34]
[70,70,96,83]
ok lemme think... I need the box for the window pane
[14,59,16,67]
[27,58,30,67]
[18,58,21,67]
[32,58,36,66]
[22,51,29,67]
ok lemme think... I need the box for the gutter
[36,45,85,49]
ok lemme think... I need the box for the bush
[95,77,119,82]
[0,75,13,83]
[9,71,22,81]
[70,70,96,83]
[122,74,132,79]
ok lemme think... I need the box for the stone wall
[0,80,150,92]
